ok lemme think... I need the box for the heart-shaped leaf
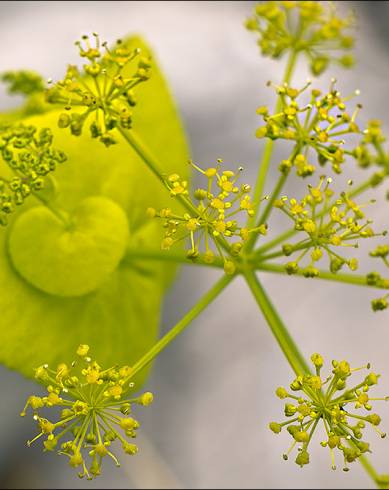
[9,196,130,297]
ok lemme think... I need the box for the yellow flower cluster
[0,123,66,225]
[46,33,151,146]
[148,160,268,274]
[21,345,153,479]
[270,353,389,471]
[256,80,361,176]
[246,1,354,75]
[273,177,386,277]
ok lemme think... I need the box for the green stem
[256,262,389,290]
[243,270,310,376]
[259,172,288,225]
[358,454,389,489]
[116,126,199,217]
[247,49,299,230]
[123,247,224,269]
[247,143,301,252]
[117,126,167,187]
[127,274,233,381]
[254,174,378,257]
[248,139,275,227]
[32,190,69,226]
[246,173,289,253]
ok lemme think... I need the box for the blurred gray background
[1,1,389,488]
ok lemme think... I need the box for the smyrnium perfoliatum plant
[46,33,151,147]
[0,1,389,487]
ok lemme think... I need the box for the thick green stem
[243,270,310,376]
[246,173,288,252]
[128,274,233,380]
[358,454,389,489]
[259,173,288,225]
[117,126,167,187]
[247,49,299,231]
[32,190,69,226]
[248,140,276,227]
[117,126,199,217]
[256,262,389,291]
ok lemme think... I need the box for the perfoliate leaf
[0,36,189,385]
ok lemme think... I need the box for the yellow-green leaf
[0,36,189,385]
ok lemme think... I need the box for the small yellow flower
[77,344,90,357]
[210,197,225,210]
